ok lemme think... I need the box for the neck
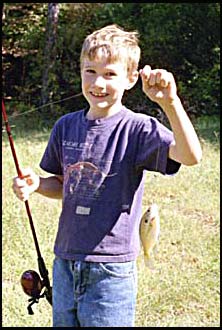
[86,103,122,120]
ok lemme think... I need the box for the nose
[93,75,106,88]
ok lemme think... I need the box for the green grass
[2,115,220,327]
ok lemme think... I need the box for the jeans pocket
[99,261,136,278]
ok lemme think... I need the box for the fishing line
[6,91,83,120]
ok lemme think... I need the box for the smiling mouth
[90,92,109,97]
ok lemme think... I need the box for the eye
[105,71,117,77]
[86,69,96,74]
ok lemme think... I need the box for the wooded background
[2,3,220,123]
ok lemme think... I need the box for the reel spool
[21,270,43,298]
[21,270,46,315]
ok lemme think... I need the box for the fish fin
[144,255,155,270]
[153,244,158,256]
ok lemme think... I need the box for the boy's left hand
[140,65,178,108]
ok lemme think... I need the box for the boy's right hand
[12,168,40,202]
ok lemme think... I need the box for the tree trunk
[40,3,59,113]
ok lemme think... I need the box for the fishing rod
[2,99,52,315]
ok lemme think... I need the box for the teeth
[92,92,107,97]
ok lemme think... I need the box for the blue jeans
[52,257,137,327]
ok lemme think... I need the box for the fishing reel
[21,270,52,315]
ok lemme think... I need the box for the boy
[12,24,202,327]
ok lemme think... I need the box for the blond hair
[80,24,141,74]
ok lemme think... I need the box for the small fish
[139,203,160,269]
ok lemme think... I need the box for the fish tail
[144,254,154,270]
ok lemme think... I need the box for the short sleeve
[135,117,181,175]
[40,121,63,175]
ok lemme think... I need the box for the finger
[15,168,36,187]
[150,69,168,87]
[20,189,29,202]
[17,191,29,202]
[17,188,26,200]
[160,70,174,87]
[148,69,166,86]
[156,71,161,84]
[148,72,156,86]
[20,168,32,179]
[20,174,30,180]
[160,79,168,88]
[140,65,151,82]
[12,183,29,201]
[160,72,170,87]
[140,66,152,94]
[12,177,28,195]
[13,177,27,188]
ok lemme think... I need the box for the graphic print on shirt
[64,161,117,199]
[62,139,118,201]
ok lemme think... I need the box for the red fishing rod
[2,99,52,314]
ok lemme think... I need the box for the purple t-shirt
[40,106,180,262]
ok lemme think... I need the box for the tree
[2,3,220,120]
[41,3,59,111]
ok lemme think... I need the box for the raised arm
[140,65,202,166]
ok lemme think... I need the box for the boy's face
[81,57,135,114]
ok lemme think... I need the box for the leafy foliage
[2,3,220,121]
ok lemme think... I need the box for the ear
[125,70,139,90]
